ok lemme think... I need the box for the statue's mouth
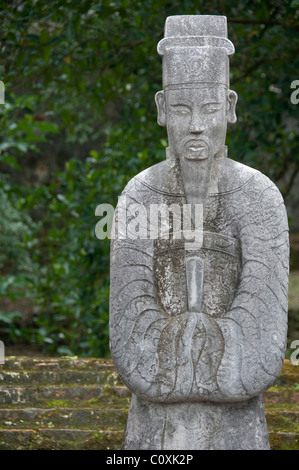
[184,140,210,161]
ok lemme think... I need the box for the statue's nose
[190,112,205,133]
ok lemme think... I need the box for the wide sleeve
[213,175,289,399]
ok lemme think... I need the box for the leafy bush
[0,0,298,356]
[0,180,40,340]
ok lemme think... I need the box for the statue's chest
[145,188,241,317]
[153,231,241,318]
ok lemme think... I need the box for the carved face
[156,86,237,161]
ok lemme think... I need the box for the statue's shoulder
[133,160,168,187]
[221,158,282,200]
[122,160,184,199]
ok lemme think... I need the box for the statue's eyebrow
[202,101,223,106]
[169,103,191,107]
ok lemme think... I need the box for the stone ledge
[0,407,128,429]
[268,432,299,451]
[0,428,124,450]
[0,357,114,371]
[0,357,297,450]
[0,369,121,386]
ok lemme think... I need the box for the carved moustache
[180,136,212,161]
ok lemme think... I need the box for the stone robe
[109,151,289,450]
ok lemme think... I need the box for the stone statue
[109,15,289,450]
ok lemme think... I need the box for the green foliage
[29,153,115,356]
[0,0,298,356]
[0,95,59,169]
[0,179,40,340]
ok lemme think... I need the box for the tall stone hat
[157,15,235,90]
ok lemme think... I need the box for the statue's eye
[203,103,222,114]
[171,105,190,115]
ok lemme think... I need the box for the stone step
[1,371,296,408]
[263,388,299,407]
[277,361,299,384]
[265,410,299,433]
[0,369,122,387]
[4,407,294,434]
[1,357,115,372]
[0,407,128,430]
[0,357,297,450]
[0,428,124,450]
[268,432,299,451]
[263,361,299,410]
[0,385,295,411]
[0,428,297,451]
[1,357,297,386]
[0,385,131,409]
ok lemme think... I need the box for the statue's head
[155,15,238,163]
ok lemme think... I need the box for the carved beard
[178,137,214,208]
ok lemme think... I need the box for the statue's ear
[155,90,166,127]
[227,89,238,124]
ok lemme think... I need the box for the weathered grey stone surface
[109,15,289,450]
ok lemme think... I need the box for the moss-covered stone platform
[0,357,298,450]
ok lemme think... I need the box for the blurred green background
[0,0,298,358]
